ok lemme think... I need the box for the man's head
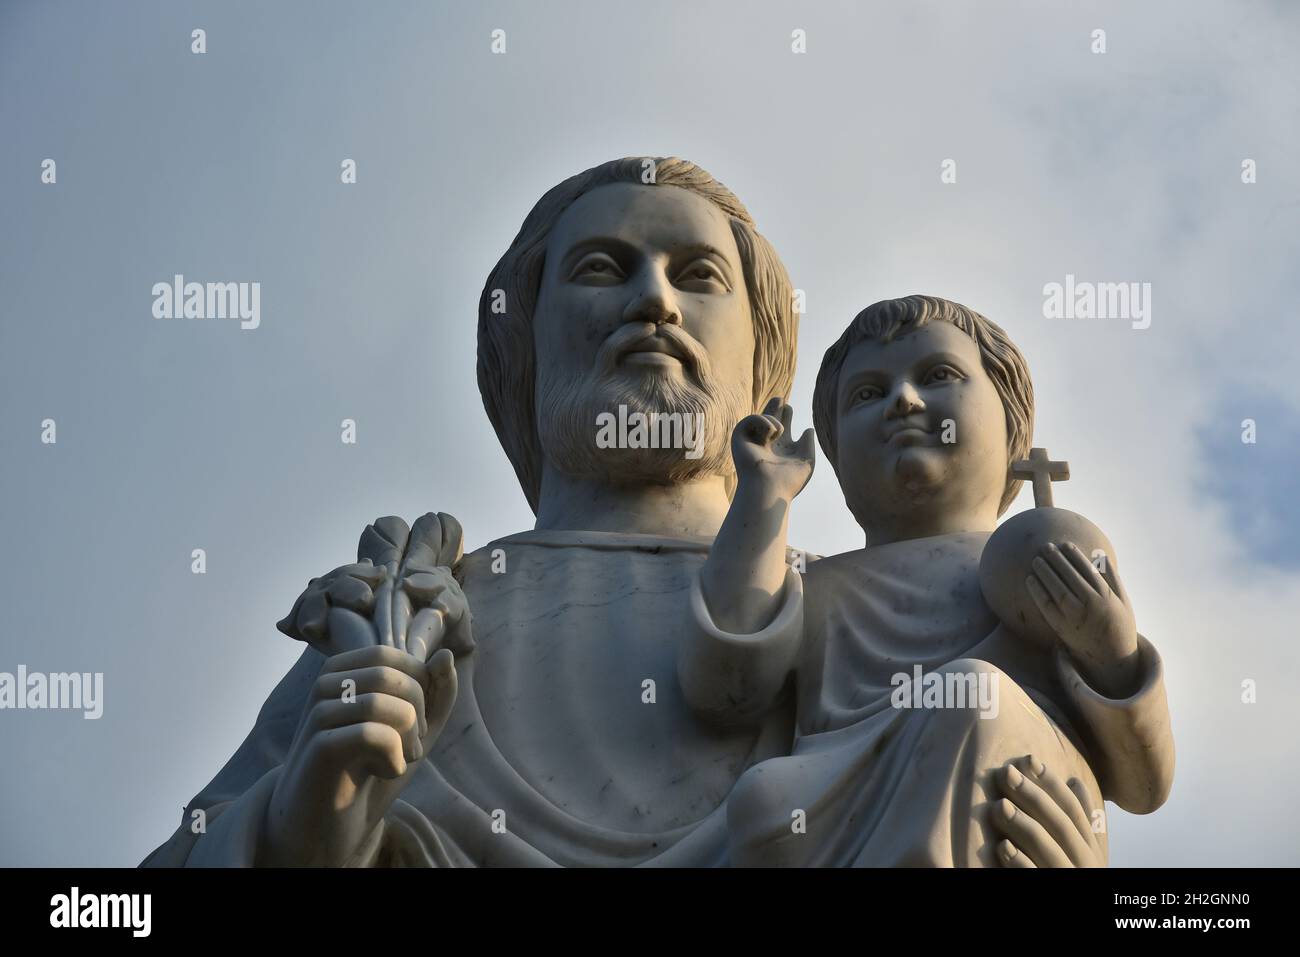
[811,295,1034,535]
[478,157,798,513]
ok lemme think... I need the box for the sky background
[1,0,1297,866]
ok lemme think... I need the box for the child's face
[832,321,1010,537]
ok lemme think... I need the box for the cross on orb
[1011,447,1070,508]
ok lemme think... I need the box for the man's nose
[885,381,925,418]
[622,266,682,326]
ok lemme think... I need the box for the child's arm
[700,399,816,634]
[1055,635,1174,815]
[678,400,815,725]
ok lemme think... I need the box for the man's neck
[534,463,731,540]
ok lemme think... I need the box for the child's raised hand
[731,397,816,502]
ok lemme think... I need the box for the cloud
[1194,392,1300,571]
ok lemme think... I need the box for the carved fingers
[303,646,432,778]
[732,398,816,498]
[733,405,783,456]
[772,401,817,471]
[318,643,430,685]
[1027,546,1084,627]
[996,839,1035,867]
[423,647,459,744]
[1026,542,1134,643]
[305,644,459,777]
[991,754,1105,867]
[314,660,429,741]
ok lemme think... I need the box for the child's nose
[886,381,926,417]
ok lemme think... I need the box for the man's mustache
[594,323,713,385]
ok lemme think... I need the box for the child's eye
[924,365,963,385]
[854,385,883,403]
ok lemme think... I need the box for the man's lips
[594,325,708,381]
[620,335,687,364]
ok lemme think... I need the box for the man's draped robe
[143,528,1172,867]
[142,530,800,867]
[700,531,1174,867]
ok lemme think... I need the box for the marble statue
[141,160,1171,867]
[690,296,1173,866]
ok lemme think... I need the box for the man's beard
[536,324,752,487]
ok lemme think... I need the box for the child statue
[680,295,1174,866]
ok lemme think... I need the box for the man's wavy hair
[477,156,799,514]
[811,295,1035,517]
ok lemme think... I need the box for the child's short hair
[811,295,1035,516]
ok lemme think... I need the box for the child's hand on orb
[1025,541,1138,671]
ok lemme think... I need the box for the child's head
[811,296,1034,539]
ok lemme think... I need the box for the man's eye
[571,255,623,282]
[675,260,728,289]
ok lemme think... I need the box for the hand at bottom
[989,754,1106,867]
